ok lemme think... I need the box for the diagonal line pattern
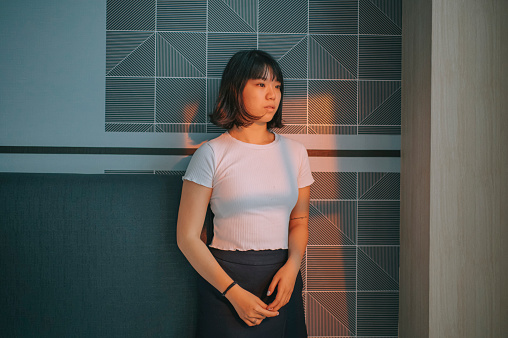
[310,172,357,200]
[358,172,385,199]
[209,0,255,32]
[359,172,400,200]
[361,88,401,125]
[309,81,357,125]
[358,81,400,123]
[310,38,355,79]
[310,35,357,79]
[225,0,257,29]
[357,248,399,290]
[310,201,356,245]
[106,32,155,75]
[360,0,401,35]
[157,34,204,77]
[223,0,256,30]
[106,0,155,30]
[259,0,307,33]
[360,246,399,282]
[371,0,402,28]
[309,292,356,335]
[309,204,354,246]
[307,292,356,336]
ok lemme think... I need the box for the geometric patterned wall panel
[359,82,401,126]
[307,291,356,336]
[105,78,155,123]
[309,35,358,79]
[106,0,156,31]
[358,200,400,245]
[105,0,402,135]
[306,172,399,337]
[358,172,400,200]
[309,0,358,34]
[310,172,357,200]
[357,292,399,336]
[359,0,401,35]
[259,0,308,33]
[359,36,402,80]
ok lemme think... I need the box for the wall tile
[259,0,308,33]
[106,32,156,77]
[357,292,399,336]
[309,0,358,34]
[156,32,206,77]
[359,0,401,35]
[309,200,357,245]
[358,200,400,245]
[306,291,356,336]
[307,246,356,291]
[357,246,399,291]
[106,0,156,31]
[209,0,257,32]
[359,35,402,80]
[309,35,358,79]
[156,0,207,31]
[308,80,357,125]
[105,77,155,123]
[155,78,206,123]
[310,172,357,200]
[358,172,400,200]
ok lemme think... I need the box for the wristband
[221,281,237,297]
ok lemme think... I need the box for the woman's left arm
[266,186,310,311]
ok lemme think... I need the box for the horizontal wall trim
[0,146,400,157]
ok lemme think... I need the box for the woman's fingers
[267,282,293,311]
[267,263,299,311]
[227,286,279,326]
[245,306,278,326]
[267,275,279,297]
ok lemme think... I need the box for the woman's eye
[257,83,265,87]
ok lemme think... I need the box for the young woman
[177,50,313,337]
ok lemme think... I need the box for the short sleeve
[182,143,215,188]
[297,144,314,188]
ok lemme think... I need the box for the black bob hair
[210,50,284,130]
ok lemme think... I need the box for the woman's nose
[266,85,275,99]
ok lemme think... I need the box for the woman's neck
[228,124,275,145]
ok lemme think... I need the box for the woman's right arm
[176,180,278,326]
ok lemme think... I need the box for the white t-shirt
[183,131,314,251]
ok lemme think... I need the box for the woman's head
[210,50,284,129]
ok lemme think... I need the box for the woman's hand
[225,284,279,326]
[265,186,310,312]
[265,259,300,312]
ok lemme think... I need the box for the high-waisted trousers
[196,248,307,338]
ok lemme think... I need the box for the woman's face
[242,74,281,124]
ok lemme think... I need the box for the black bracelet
[221,281,237,297]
